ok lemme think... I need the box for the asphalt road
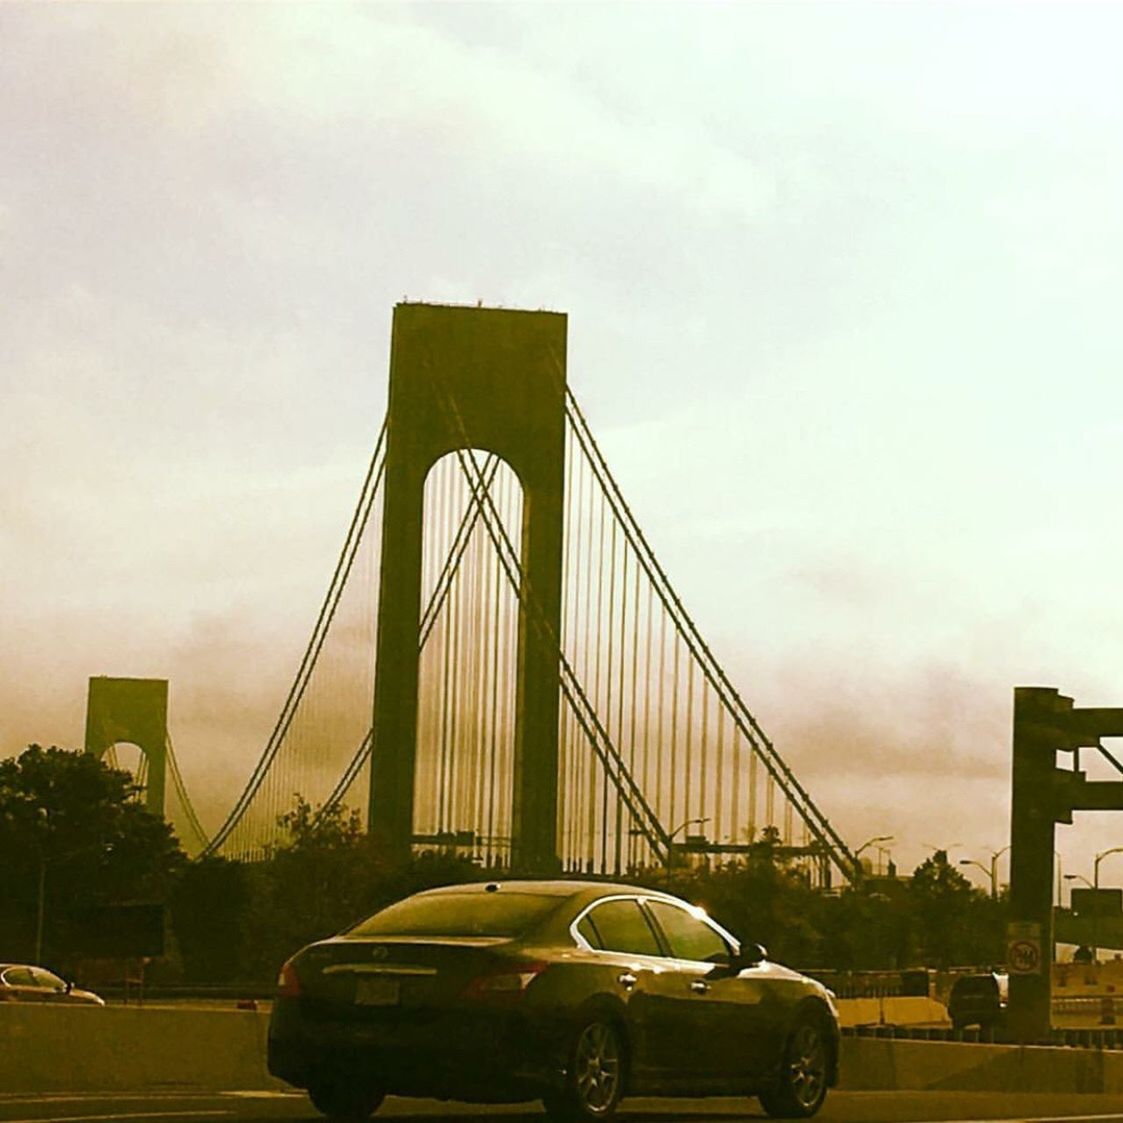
[9,1092,1123,1123]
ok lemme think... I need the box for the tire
[307,1079,384,1121]
[759,1015,830,1119]
[543,1017,625,1121]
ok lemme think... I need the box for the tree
[907,849,981,967]
[667,852,823,967]
[170,856,250,983]
[0,745,185,965]
[236,795,485,982]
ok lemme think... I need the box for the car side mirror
[741,942,767,966]
[709,942,767,978]
[64,980,73,994]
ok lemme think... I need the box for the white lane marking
[0,1112,232,1123]
[0,1103,215,1110]
[220,1091,302,1099]
[913,1115,1123,1123]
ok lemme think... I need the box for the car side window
[586,899,662,957]
[576,913,602,949]
[646,900,732,964]
[31,968,64,990]
[3,967,35,987]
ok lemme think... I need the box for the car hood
[71,988,105,1005]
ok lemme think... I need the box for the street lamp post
[34,854,46,963]
[959,845,1011,899]
[33,807,48,964]
[1087,844,1123,961]
[666,817,709,874]
[854,835,894,877]
[855,835,894,859]
[1063,851,1123,961]
[1064,872,1098,960]
[1094,847,1123,889]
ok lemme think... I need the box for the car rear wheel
[307,1079,384,1121]
[759,1015,830,1119]
[543,1018,625,1121]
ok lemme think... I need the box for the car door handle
[690,979,709,995]
[617,972,637,990]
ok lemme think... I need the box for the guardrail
[96,984,276,1005]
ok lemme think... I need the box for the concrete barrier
[841,1037,1123,1093]
[0,1004,280,1093]
[836,996,949,1027]
[6,1003,1123,1097]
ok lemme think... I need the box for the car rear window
[347,892,564,938]
[953,975,998,996]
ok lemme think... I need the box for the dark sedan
[268,880,840,1121]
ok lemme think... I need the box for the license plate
[354,976,400,1006]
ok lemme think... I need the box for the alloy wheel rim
[788,1023,826,1108]
[574,1021,620,1113]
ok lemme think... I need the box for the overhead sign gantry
[1007,686,1123,1042]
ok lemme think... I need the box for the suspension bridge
[87,303,860,886]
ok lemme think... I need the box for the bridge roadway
[8,1091,1123,1123]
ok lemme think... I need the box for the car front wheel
[543,1017,625,1121]
[759,1015,830,1118]
[307,1079,384,1121]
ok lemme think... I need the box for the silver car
[0,963,105,1005]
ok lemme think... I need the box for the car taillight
[462,960,548,1002]
[276,958,303,998]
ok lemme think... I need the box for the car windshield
[348,892,565,938]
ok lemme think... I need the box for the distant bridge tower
[369,303,567,872]
[84,676,168,815]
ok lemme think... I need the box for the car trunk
[293,935,517,1022]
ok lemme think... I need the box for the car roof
[416,879,679,900]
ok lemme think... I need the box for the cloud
[6,2,1123,877]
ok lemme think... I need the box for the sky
[5,1,1123,890]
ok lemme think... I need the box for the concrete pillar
[84,676,169,816]
[368,303,567,872]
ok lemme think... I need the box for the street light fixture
[666,817,709,874]
[1094,847,1123,888]
[1062,850,1123,962]
[855,835,894,858]
[1065,871,1094,950]
[854,835,894,878]
[958,845,1011,899]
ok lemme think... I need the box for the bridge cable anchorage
[559,376,860,883]
[165,734,209,853]
[203,422,388,856]
[313,455,505,826]
[420,360,671,862]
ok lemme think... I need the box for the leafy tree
[666,851,823,967]
[907,849,980,967]
[813,886,913,970]
[236,795,485,982]
[0,745,185,965]
[170,856,250,983]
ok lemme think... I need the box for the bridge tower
[369,303,567,872]
[84,676,169,816]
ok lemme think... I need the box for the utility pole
[34,854,45,963]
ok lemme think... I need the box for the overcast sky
[5,2,1123,887]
